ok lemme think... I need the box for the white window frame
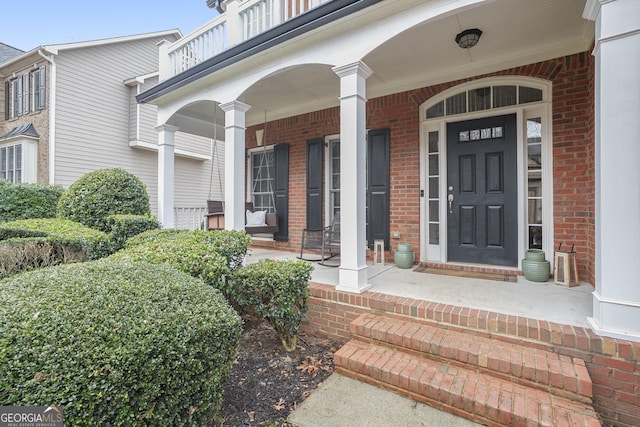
[323,134,340,227]
[246,145,276,212]
[419,76,553,267]
[0,139,38,183]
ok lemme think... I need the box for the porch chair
[299,211,340,266]
[245,202,279,235]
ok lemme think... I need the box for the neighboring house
[0,32,221,228]
[0,43,23,65]
[136,0,638,422]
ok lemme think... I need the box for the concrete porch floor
[245,247,594,328]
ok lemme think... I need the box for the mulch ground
[210,315,338,426]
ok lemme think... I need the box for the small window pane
[426,101,444,119]
[520,86,543,104]
[429,201,439,222]
[469,87,491,112]
[428,154,439,175]
[429,223,439,245]
[493,86,517,108]
[529,226,542,249]
[527,118,542,143]
[528,199,543,224]
[528,144,541,170]
[428,131,439,153]
[446,92,466,115]
[428,177,438,198]
[528,172,542,197]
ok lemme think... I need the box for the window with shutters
[6,66,45,119]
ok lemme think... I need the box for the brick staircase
[334,313,601,426]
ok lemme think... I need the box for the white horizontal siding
[51,33,222,218]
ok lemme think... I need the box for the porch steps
[334,313,601,426]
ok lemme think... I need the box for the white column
[333,61,373,293]
[156,124,179,229]
[584,0,640,342]
[220,100,251,231]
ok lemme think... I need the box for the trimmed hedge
[233,259,313,351]
[116,229,251,297]
[0,180,64,223]
[0,218,112,262]
[0,238,83,280]
[104,214,160,251]
[0,260,242,426]
[57,168,151,231]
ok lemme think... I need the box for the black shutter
[4,81,10,120]
[306,138,323,229]
[367,128,391,249]
[273,143,289,241]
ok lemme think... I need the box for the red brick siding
[246,51,595,285]
[303,282,640,427]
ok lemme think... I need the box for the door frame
[419,77,554,269]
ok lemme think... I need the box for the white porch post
[220,100,251,231]
[585,0,640,342]
[333,61,373,293]
[156,124,179,229]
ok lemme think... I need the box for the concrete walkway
[288,374,481,427]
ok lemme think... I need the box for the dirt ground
[211,316,338,426]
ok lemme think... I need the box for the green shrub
[0,218,112,261]
[57,168,151,231]
[0,260,242,426]
[112,229,250,295]
[0,180,64,223]
[125,229,251,273]
[0,238,83,279]
[104,214,160,251]
[233,259,313,351]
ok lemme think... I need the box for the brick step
[350,313,593,403]
[335,339,601,427]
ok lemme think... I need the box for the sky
[2,1,218,52]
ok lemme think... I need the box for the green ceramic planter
[394,243,415,269]
[525,249,546,262]
[521,259,550,282]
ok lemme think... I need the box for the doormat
[413,265,518,283]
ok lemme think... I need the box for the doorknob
[448,193,454,213]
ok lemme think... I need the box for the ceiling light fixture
[455,28,482,49]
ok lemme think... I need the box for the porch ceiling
[170,0,593,135]
[239,0,592,126]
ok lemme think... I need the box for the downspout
[38,49,56,184]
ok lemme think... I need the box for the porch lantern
[205,200,225,230]
[455,28,482,49]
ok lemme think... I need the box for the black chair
[299,212,340,265]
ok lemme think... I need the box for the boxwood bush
[0,218,112,262]
[104,214,160,251]
[112,229,251,297]
[57,168,151,231]
[0,180,64,223]
[0,260,242,426]
[233,259,313,351]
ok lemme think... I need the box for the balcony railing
[174,206,208,230]
[160,0,331,79]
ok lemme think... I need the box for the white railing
[174,206,208,230]
[161,0,331,79]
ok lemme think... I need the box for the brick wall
[246,51,595,285]
[302,282,640,426]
